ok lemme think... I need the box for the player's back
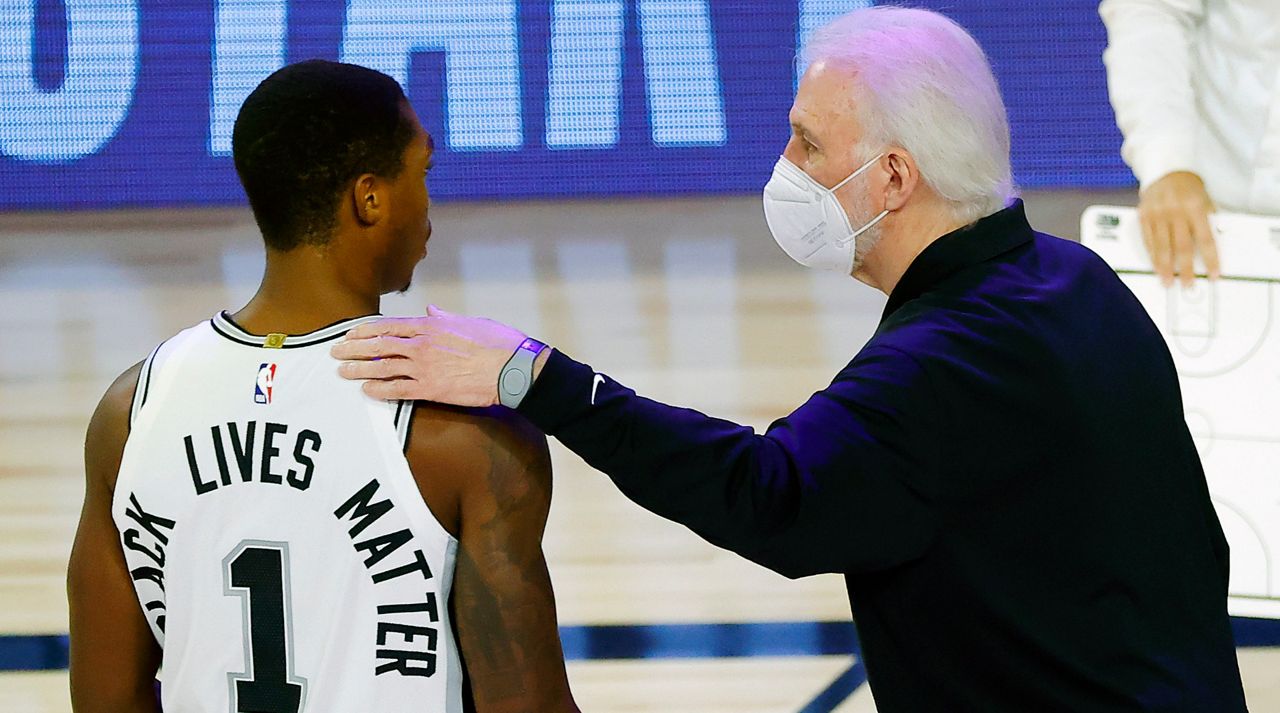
[113,312,462,712]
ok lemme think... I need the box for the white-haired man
[333,8,1247,711]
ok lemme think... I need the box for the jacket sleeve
[1099,0,1207,189]
[517,345,940,578]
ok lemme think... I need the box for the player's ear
[353,174,383,227]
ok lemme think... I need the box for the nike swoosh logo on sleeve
[591,374,605,405]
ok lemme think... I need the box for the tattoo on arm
[451,417,579,713]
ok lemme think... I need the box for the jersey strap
[129,339,169,427]
[392,400,416,452]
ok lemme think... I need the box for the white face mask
[762,154,888,273]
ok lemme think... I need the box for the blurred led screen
[2,0,1129,210]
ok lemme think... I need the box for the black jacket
[518,201,1247,712]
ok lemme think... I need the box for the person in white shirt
[1100,0,1280,287]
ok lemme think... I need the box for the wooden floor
[0,192,1275,711]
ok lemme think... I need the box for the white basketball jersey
[113,312,463,713]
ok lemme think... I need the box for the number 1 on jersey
[224,541,307,713]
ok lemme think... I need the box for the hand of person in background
[332,306,530,405]
[1138,171,1220,288]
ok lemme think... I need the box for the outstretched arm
[518,347,939,578]
[68,363,162,712]
[406,405,579,713]
[337,312,939,579]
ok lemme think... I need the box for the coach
[333,8,1246,711]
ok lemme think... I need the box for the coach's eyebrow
[791,121,820,147]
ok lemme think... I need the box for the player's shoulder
[84,322,205,492]
[85,361,144,493]
[402,402,552,532]
[95,361,144,424]
[407,401,548,463]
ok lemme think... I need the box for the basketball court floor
[1,192,1276,711]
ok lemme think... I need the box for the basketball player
[67,60,579,712]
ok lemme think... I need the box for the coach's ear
[353,173,383,227]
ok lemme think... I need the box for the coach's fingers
[361,378,420,402]
[1171,217,1196,289]
[345,316,433,341]
[1138,206,1172,286]
[1192,210,1220,280]
[331,334,419,361]
[1149,218,1176,288]
[1139,210,1158,270]
[337,357,411,381]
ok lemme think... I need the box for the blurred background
[1,1,1276,711]
[3,0,1133,208]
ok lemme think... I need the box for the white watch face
[501,368,529,397]
[499,342,542,407]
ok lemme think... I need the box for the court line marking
[558,620,859,661]
[4,617,1278,671]
[797,659,868,713]
[4,616,1277,712]
[0,621,862,673]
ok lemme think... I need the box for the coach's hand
[332,306,529,406]
[1138,171,1220,288]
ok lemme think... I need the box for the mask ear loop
[832,209,890,247]
[828,152,888,247]
[827,152,885,194]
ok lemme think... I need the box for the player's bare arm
[406,405,579,713]
[68,363,162,713]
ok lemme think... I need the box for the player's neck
[230,250,381,336]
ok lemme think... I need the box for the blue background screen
[1,0,1129,210]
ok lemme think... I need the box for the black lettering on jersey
[334,479,394,538]
[145,600,166,633]
[125,493,176,545]
[261,422,287,485]
[211,425,233,487]
[377,592,439,622]
[353,528,413,569]
[288,430,320,491]
[375,649,436,678]
[228,421,256,482]
[375,622,438,677]
[121,494,175,633]
[123,529,165,568]
[185,434,217,495]
[187,422,320,496]
[371,549,433,584]
[130,565,165,591]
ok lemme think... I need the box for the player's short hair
[231,59,416,251]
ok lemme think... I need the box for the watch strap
[498,338,548,408]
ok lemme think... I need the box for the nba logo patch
[254,363,277,404]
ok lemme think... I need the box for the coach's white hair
[802,7,1015,224]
